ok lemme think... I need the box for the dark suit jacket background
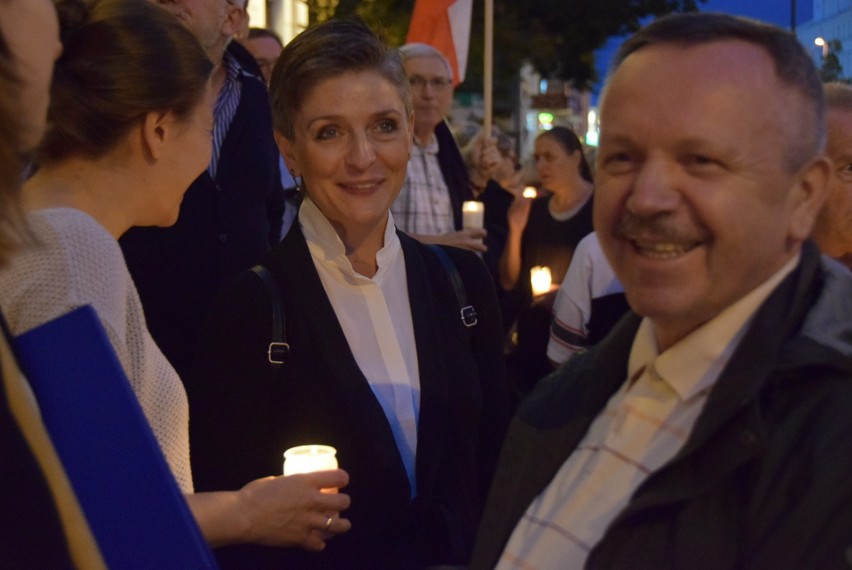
[187,225,511,569]
[119,41,284,380]
[435,119,474,232]
[435,121,515,331]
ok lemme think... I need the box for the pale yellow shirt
[499,254,800,569]
[299,198,421,494]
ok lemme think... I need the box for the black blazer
[435,120,475,231]
[188,224,510,569]
[120,41,284,381]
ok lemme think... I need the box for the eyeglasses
[408,75,453,91]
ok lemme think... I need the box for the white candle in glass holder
[462,200,485,229]
[522,186,537,199]
[283,445,338,476]
[530,265,552,296]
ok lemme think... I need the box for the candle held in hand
[462,200,485,229]
[530,266,552,296]
[283,444,338,475]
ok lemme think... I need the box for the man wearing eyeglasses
[121,0,285,383]
[244,27,282,86]
[393,43,499,252]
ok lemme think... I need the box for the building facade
[796,0,852,79]
[247,0,309,45]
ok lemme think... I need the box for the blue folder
[14,305,216,569]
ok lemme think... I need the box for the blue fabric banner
[15,305,216,569]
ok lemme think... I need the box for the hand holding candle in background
[530,265,559,310]
[404,205,487,251]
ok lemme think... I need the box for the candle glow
[530,265,552,296]
[462,200,485,229]
[283,444,338,476]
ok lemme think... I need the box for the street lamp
[815,37,829,58]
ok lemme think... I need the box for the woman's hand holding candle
[187,468,351,551]
[234,469,351,551]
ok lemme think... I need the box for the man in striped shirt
[472,13,852,570]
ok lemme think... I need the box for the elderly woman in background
[0,0,350,552]
[187,17,510,569]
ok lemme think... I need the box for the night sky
[593,0,813,97]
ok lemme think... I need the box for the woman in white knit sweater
[0,0,350,551]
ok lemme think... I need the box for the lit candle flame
[530,266,552,296]
[462,200,485,229]
[283,444,339,493]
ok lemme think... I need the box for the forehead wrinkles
[600,42,809,163]
[826,109,852,154]
[404,56,451,78]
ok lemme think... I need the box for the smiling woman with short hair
[187,17,511,569]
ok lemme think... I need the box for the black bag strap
[428,245,477,327]
[250,264,289,368]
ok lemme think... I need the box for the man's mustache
[612,212,709,245]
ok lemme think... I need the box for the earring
[289,170,301,192]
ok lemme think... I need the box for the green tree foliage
[820,39,849,83]
[508,0,705,88]
[309,0,414,46]
[307,0,705,108]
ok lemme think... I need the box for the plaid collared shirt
[391,137,454,236]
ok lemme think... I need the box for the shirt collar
[413,135,439,156]
[221,49,242,83]
[628,253,801,402]
[298,196,402,282]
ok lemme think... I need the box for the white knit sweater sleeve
[0,209,193,493]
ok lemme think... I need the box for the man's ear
[274,130,299,177]
[140,110,172,162]
[788,155,832,243]
[222,1,247,40]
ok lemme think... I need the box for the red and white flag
[406,0,473,86]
